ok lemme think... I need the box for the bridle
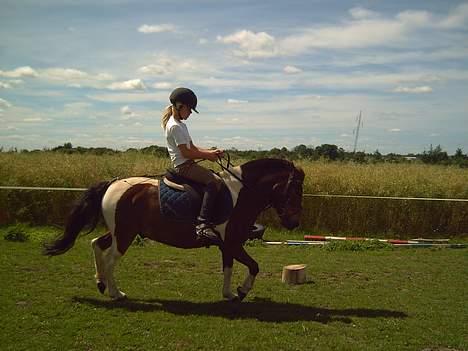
[273,170,303,219]
[216,153,302,218]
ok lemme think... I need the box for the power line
[353,110,363,153]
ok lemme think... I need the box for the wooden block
[282,264,307,285]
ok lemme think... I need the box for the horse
[43,157,305,302]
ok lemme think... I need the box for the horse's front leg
[220,249,237,301]
[232,246,259,301]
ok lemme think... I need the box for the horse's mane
[240,158,297,183]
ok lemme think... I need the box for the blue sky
[0,0,467,153]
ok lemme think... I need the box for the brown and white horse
[44,158,305,302]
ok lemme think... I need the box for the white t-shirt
[165,116,192,167]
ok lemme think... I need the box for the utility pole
[353,110,363,153]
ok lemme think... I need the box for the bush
[3,224,30,242]
[323,240,393,251]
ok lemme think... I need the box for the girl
[161,87,224,246]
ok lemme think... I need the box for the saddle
[159,169,233,225]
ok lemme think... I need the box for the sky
[0,0,467,154]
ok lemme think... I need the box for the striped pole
[301,235,465,248]
[304,235,447,244]
[264,240,466,248]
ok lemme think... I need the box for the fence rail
[1,185,467,202]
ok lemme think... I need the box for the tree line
[2,142,467,167]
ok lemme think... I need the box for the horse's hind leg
[91,232,112,294]
[104,224,138,300]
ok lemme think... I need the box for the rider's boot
[196,219,223,247]
[196,181,223,247]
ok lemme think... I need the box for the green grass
[0,226,466,350]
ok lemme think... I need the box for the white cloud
[222,8,461,59]
[88,91,167,103]
[23,117,50,122]
[63,102,92,116]
[139,64,170,75]
[388,128,401,132]
[0,98,12,108]
[0,82,12,89]
[280,20,404,54]
[396,10,432,27]
[217,30,278,58]
[227,99,248,104]
[95,73,114,81]
[349,7,380,20]
[139,54,203,77]
[152,82,172,89]
[283,65,302,74]
[107,79,146,90]
[138,24,176,34]
[134,122,142,127]
[120,105,139,120]
[41,68,88,81]
[0,66,38,78]
[217,6,468,61]
[121,105,132,115]
[393,86,433,93]
[438,3,468,28]
[37,67,114,88]
[0,125,18,131]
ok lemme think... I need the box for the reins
[216,152,248,189]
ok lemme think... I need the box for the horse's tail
[43,179,117,256]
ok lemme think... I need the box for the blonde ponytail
[161,105,173,130]
[161,102,184,130]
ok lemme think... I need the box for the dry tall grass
[1,152,467,237]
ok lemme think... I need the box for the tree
[421,144,449,164]
[316,144,339,160]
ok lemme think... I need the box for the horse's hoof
[236,286,247,302]
[231,296,241,303]
[97,281,106,294]
[113,292,127,301]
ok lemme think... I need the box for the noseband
[274,170,303,218]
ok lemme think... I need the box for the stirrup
[196,223,223,247]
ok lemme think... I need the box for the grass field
[1,226,467,351]
[1,152,467,236]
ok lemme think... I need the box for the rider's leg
[175,162,223,245]
[198,179,221,223]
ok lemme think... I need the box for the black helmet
[169,87,199,113]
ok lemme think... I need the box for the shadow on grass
[73,296,408,324]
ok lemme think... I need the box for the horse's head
[238,158,305,230]
[271,166,305,230]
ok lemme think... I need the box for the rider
[161,87,224,246]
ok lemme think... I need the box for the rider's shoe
[196,223,223,247]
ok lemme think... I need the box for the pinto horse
[43,157,305,302]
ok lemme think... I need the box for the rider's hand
[206,149,223,161]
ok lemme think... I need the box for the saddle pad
[159,180,233,224]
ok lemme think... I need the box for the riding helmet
[169,87,199,113]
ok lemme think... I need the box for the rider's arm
[178,143,218,161]
[191,142,224,157]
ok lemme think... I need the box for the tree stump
[282,264,307,285]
